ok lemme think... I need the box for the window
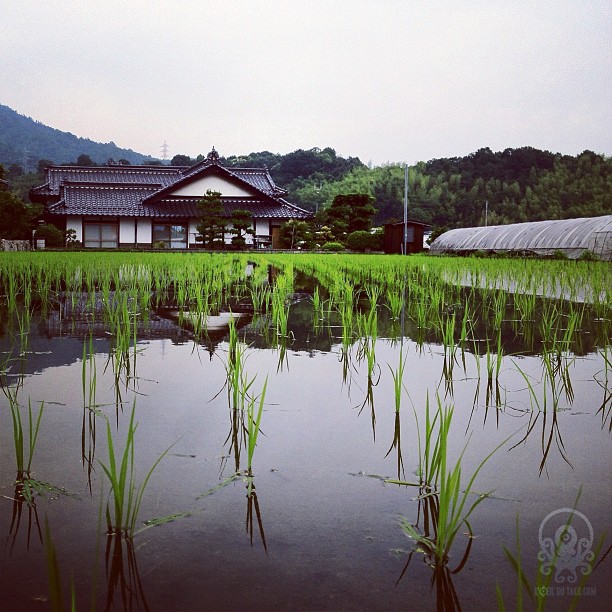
[153,224,187,249]
[84,223,118,248]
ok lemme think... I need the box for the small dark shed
[383,221,429,254]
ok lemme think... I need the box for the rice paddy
[0,251,610,611]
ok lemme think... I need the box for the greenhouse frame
[429,215,612,260]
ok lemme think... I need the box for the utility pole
[403,164,409,255]
[485,200,489,226]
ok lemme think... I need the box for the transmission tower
[161,140,169,161]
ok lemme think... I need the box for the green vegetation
[2,116,609,239]
[289,147,611,231]
[100,402,173,538]
[0,251,609,610]
[196,189,225,248]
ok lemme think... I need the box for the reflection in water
[0,254,610,610]
[396,486,473,612]
[5,473,43,552]
[385,412,405,480]
[104,532,150,612]
[245,476,267,553]
[595,349,611,431]
[510,406,572,476]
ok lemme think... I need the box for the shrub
[346,230,375,252]
[577,250,599,262]
[34,224,64,247]
[320,241,344,252]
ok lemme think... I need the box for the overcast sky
[1,1,610,166]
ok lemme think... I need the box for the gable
[168,174,252,197]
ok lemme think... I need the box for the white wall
[255,219,269,236]
[188,219,199,246]
[66,216,82,241]
[137,219,152,244]
[119,219,136,244]
[171,175,251,197]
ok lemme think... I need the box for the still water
[0,291,610,611]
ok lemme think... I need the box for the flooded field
[0,252,610,611]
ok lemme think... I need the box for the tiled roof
[227,168,287,196]
[47,189,312,220]
[36,156,312,221]
[156,198,312,219]
[48,184,161,216]
[147,160,287,202]
[32,165,187,196]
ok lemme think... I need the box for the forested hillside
[0,104,152,168]
[172,147,605,229]
[1,101,609,231]
[280,147,611,229]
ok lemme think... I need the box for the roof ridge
[63,181,163,188]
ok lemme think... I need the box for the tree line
[175,146,611,231]
[1,145,609,244]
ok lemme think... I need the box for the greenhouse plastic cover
[430,215,612,260]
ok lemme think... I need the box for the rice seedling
[511,358,573,475]
[245,376,267,475]
[7,390,44,478]
[224,313,251,411]
[385,411,404,480]
[389,391,511,572]
[99,401,173,539]
[388,346,407,415]
[397,445,495,568]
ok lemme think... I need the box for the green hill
[0,103,155,168]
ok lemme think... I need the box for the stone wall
[1,239,31,251]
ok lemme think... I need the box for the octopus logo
[538,508,595,584]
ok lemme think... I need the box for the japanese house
[30,148,312,249]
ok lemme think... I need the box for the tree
[34,223,64,247]
[279,219,311,249]
[196,190,225,248]
[37,159,54,175]
[6,164,23,179]
[229,209,255,248]
[76,154,94,166]
[324,193,377,242]
[171,154,193,166]
[0,189,41,239]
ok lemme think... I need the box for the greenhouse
[429,215,612,260]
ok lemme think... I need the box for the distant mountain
[0,104,156,168]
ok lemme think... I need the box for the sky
[1,1,610,166]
